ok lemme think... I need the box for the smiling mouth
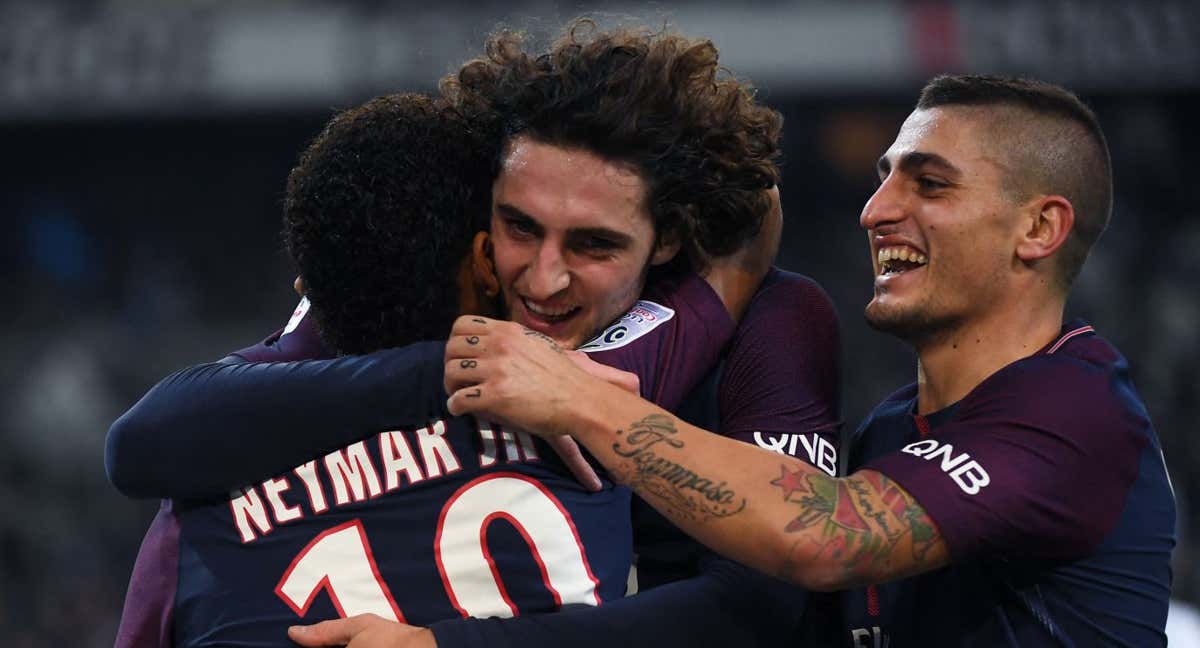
[522,298,582,323]
[877,245,928,276]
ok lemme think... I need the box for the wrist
[415,627,438,648]
[569,379,649,447]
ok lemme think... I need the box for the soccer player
[112,22,843,648]
[110,88,774,646]
[443,74,1177,646]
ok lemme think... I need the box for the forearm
[432,556,802,648]
[567,381,947,590]
[106,343,444,499]
[445,317,946,588]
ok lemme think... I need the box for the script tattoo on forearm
[771,465,940,583]
[610,415,746,522]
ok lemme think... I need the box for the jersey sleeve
[227,297,336,363]
[105,342,447,499]
[583,272,735,413]
[114,501,179,648]
[430,554,806,648]
[107,277,728,501]
[863,355,1149,561]
[718,269,842,476]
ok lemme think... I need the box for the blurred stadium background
[2,0,1197,644]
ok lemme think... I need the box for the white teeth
[524,299,576,318]
[876,246,928,271]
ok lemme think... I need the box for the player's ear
[293,276,307,296]
[1015,194,1074,263]
[471,231,500,297]
[649,230,682,266]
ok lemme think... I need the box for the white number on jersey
[275,471,599,620]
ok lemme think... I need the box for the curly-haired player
[439,20,783,348]
[282,93,498,353]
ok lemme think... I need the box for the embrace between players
[107,18,1175,648]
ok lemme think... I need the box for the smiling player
[444,74,1176,646]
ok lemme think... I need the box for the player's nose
[860,176,906,231]
[525,244,570,298]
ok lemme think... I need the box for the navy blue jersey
[838,321,1175,647]
[172,354,633,643]
[112,272,737,648]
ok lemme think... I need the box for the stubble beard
[864,293,962,350]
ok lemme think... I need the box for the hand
[444,316,611,440]
[564,350,640,394]
[544,351,640,491]
[288,614,434,648]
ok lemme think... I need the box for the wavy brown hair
[440,19,783,264]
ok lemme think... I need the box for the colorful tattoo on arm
[771,465,942,584]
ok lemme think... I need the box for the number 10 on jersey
[275,473,601,620]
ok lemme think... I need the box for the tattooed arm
[445,317,949,591]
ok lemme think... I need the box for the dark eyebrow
[877,151,963,179]
[497,203,635,248]
[496,203,536,222]
[568,227,634,248]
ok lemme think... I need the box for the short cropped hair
[441,19,783,264]
[284,93,497,354]
[917,74,1112,289]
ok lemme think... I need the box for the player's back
[172,342,631,647]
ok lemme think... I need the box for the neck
[913,291,1065,416]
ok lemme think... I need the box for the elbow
[765,534,855,593]
[785,561,854,593]
[801,567,854,593]
[105,409,153,499]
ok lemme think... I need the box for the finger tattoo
[466,335,480,345]
[459,359,477,369]
[466,387,482,399]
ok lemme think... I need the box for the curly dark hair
[283,93,498,354]
[440,19,783,264]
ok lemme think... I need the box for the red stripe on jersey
[1047,325,1095,355]
[914,414,931,438]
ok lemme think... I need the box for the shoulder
[231,298,335,362]
[946,331,1154,481]
[747,269,838,324]
[729,269,840,356]
[965,332,1144,434]
[578,298,676,352]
